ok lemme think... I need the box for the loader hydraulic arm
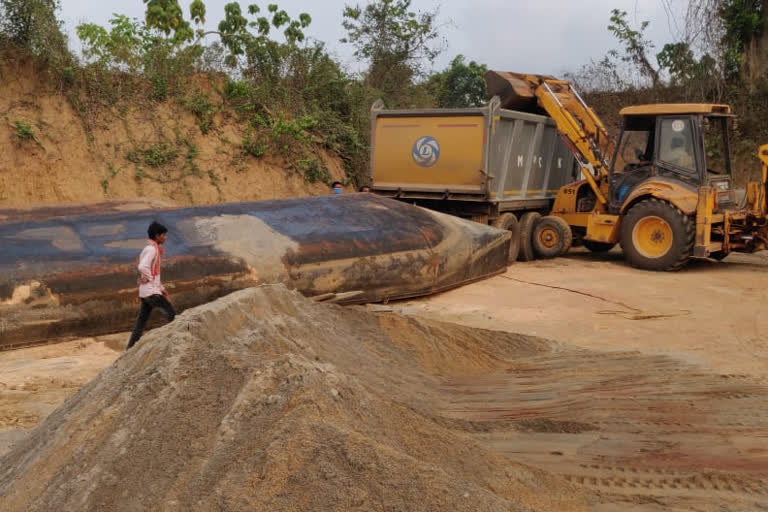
[747,144,768,217]
[486,71,614,206]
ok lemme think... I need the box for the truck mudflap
[0,194,510,348]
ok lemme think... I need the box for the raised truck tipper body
[370,97,577,262]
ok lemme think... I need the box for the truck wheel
[491,213,521,263]
[518,212,541,261]
[532,215,573,259]
[620,198,694,271]
[583,240,616,253]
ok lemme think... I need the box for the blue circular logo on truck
[412,136,440,167]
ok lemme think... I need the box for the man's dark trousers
[127,294,176,349]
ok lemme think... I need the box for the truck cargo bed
[370,97,575,215]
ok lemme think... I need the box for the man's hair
[359,185,371,192]
[331,181,342,188]
[148,221,168,241]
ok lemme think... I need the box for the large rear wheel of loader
[518,212,541,262]
[583,240,616,253]
[532,215,573,259]
[491,213,521,263]
[620,198,694,271]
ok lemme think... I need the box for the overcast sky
[58,0,687,76]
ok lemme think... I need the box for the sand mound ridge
[0,285,587,511]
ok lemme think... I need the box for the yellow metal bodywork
[633,216,674,258]
[486,71,613,205]
[551,180,621,242]
[619,181,699,216]
[619,104,732,116]
[695,186,715,256]
[746,182,764,216]
[586,214,621,243]
[486,70,768,263]
[532,81,612,205]
[746,144,768,217]
[372,115,485,187]
[557,212,591,228]
[550,180,584,215]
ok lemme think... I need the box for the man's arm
[137,246,156,283]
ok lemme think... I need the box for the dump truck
[369,97,577,262]
[485,71,768,270]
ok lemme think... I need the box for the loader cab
[609,104,735,211]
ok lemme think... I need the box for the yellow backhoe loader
[486,71,768,270]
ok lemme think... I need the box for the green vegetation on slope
[4,0,768,186]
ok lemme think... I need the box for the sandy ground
[0,335,123,454]
[392,248,768,379]
[0,286,592,512]
[2,250,768,510]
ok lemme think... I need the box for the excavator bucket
[484,70,557,111]
[0,194,511,348]
[485,70,614,178]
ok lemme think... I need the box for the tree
[341,0,444,100]
[428,55,487,108]
[607,9,661,88]
[77,2,313,102]
[215,2,311,68]
[143,0,206,43]
[686,0,768,84]
[0,0,70,66]
[720,0,766,81]
[656,42,717,85]
[77,15,152,72]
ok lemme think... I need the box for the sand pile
[0,285,587,511]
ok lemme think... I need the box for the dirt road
[387,249,768,510]
[392,249,768,378]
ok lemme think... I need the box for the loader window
[615,130,652,172]
[658,118,695,172]
[702,116,730,175]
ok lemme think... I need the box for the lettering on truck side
[516,155,564,169]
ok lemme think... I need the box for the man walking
[126,221,176,350]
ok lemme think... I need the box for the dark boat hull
[0,194,510,348]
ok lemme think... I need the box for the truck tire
[518,212,541,262]
[532,215,573,259]
[620,198,694,271]
[491,213,521,263]
[583,240,616,253]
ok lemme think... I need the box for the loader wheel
[517,212,541,262]
[532,216,573,259]
[491,213,521,263]
[583,240,616,253]
[620,198,694,271]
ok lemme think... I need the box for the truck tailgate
[372,114,487,193]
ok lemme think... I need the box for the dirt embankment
[0,53,347,208]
